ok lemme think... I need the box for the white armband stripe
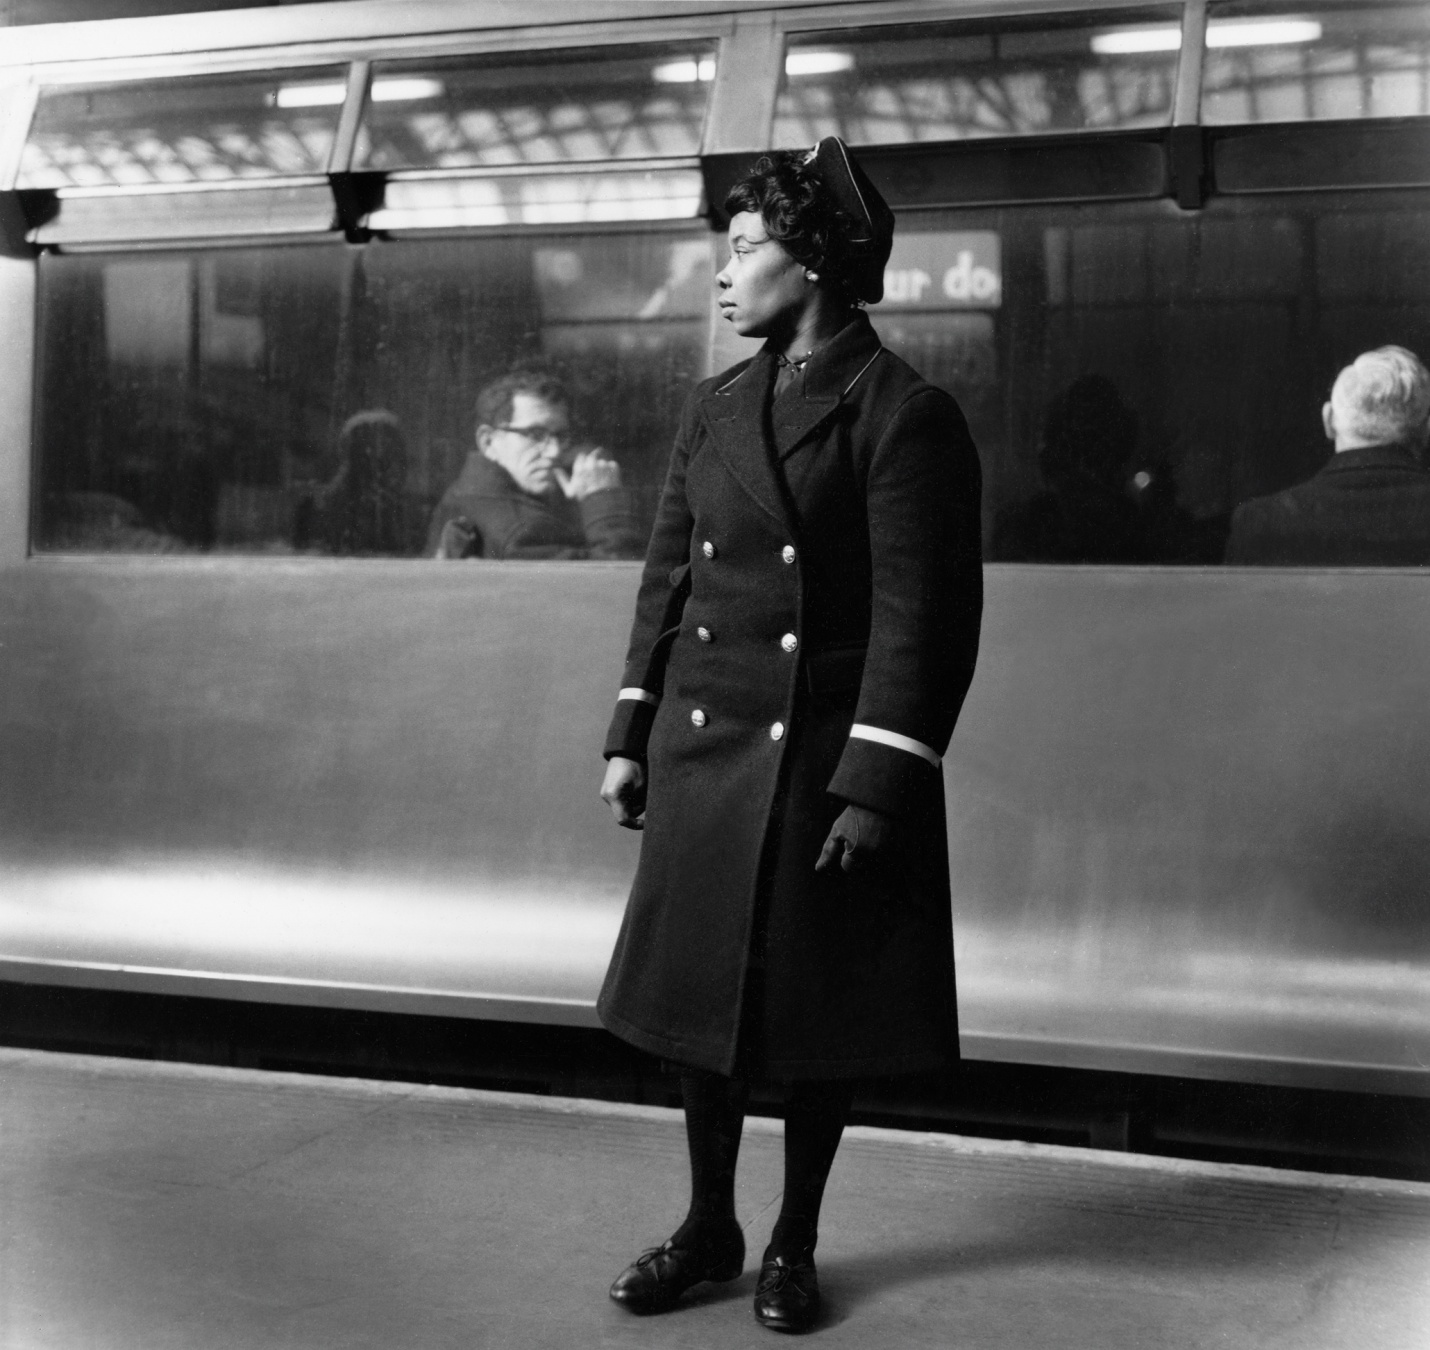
[617,688,660,706]
[849,723,940,767]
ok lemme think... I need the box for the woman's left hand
[601,756,647,830]
[816,804,894,873]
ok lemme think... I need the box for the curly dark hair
[724,151,865,303]
[475,369,570,431]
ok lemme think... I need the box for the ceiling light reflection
[652,57,716,83]
[1207,19,1323,48]
[785,50,855,77]
[371,77,446,103]
[1092,17,1323,55]
[274,82,347,108]
[1090,26,1183,54]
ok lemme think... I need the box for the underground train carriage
[0,0,1427,1157]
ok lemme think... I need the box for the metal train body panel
[0,0,1427,1098]
[0,560,1425,1096]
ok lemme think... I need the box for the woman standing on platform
[597,138,983,1334]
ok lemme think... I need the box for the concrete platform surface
[1,1048,1427,1350]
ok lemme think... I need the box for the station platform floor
[2,1047,1428,1350]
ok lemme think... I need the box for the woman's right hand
[601,756,647,830]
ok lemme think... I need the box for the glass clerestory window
[17,67,348,189]
[772,9,1182,149]
[354,41,718,170]
[1201,1,1430,123]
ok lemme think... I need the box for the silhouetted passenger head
[1324,346,1430,452]
[724,140,894,306]
[1038,375,1138,490]
[323,409,407,554]
[337,410,406,495]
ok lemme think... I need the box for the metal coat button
[770,721,785,741]
[780,633,798,653]
[697,626,713,642]
[702,540,717,559]
[782,545,796,564]
[691,709,707,728]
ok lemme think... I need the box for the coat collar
[768,311,884,459]
[1318,443,1428,478]
[698,348,788,530]
[696,312,885,531]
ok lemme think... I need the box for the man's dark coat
[1225,444,1430,566]
[424,454,645,559]
[598,314,983,1079]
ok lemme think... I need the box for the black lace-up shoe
[753,1254,820,1333]
[608,1229,745,1314]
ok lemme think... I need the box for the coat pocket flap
[805,644,867,696]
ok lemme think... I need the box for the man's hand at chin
[556,448,623,500]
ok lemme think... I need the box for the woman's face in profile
[716,210,811,339]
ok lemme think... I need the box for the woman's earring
[805,270,819,283]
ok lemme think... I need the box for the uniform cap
[803,136,894,304]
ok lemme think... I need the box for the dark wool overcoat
[598,313,982,1079]
[424,454,645,560]
[1224,443,1430,566]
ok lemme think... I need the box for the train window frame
[769,5,1189,150]
[1200,0,1430,128]
[353,40,723,174]
[349,38,726,234]
[1193,0,1430,195]
[3,60,360,249]
[5,0,1430,570]
[0,13,748,247]
[27,222,721,562]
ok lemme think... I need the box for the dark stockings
[672,1071,854,1265]
[767,1080,854,1264]
[672,1069,749,1252]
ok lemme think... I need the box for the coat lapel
[698,349,792,532]
[771,312,884,460]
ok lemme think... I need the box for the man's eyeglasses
[495,424,571,448]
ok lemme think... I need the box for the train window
[16,68,348,189]
[867,195,1430,565]
[771,9,1181,148]
[33,230,711,560]
[354,41,717,171]
[1202,1,1430,123]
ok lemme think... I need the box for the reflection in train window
[34,232,712,558]
[863,198,1430,564]
[31,196,1430,566]
[1202,1,1430,123]
[771,9,1180,148]
[355,41,717,170]
[17,68,348,188]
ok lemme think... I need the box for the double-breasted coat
[598,313,982,1079]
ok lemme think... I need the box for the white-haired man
[1226,345,1430,565]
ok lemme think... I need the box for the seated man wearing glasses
[426,371,646,560]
